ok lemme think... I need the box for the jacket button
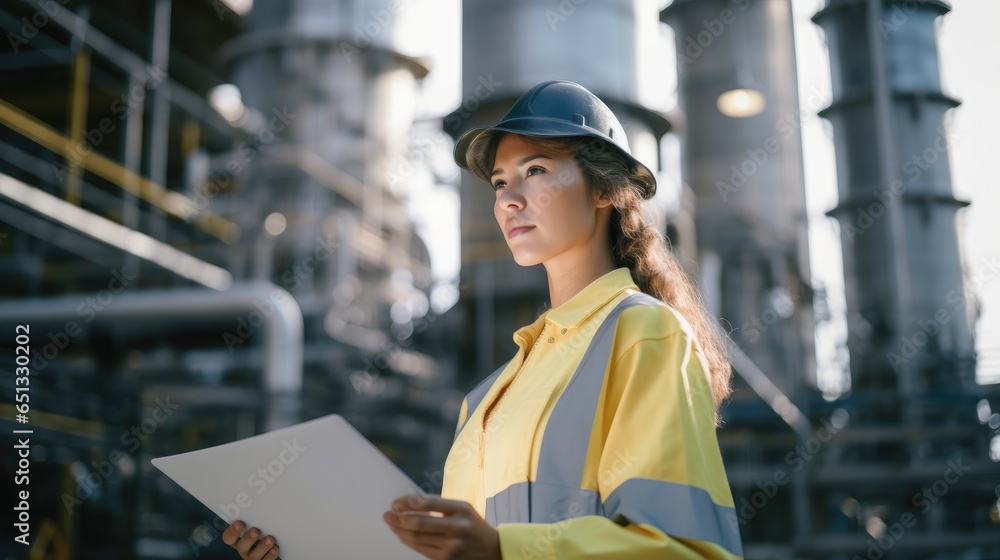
[560,328,567,334]
[547,337,554,343]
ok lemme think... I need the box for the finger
[387,514,472,554]
[222,521,246,546]
[392,494,472,516]
[247,535,278,560]
[386,510,469,537]
[386,517,430,543]
[235,526,261,557]
[384,510,448,536]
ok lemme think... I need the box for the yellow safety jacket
[441,267,743,559]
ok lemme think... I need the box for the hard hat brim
[453,119,657,198]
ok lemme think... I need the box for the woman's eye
[492,167,543,191]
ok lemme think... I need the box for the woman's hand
[383,495,501,560]
[221,520,280,560]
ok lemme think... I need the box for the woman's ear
[592,189,613,209]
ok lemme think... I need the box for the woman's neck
[544,255,618,309]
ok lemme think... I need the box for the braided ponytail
[609,193,734,426]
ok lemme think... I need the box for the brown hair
[469,131,734,425]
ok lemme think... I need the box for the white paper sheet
[151,414,426,559]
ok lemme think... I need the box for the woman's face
[491,133,612,267]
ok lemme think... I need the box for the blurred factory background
[0,0,997,559]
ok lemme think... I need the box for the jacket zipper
[479,322,547,470]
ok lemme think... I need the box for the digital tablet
[151,414,425,559]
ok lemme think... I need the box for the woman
[222,80,743,559]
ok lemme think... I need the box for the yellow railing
[0,97,239,243]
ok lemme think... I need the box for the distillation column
[813,0,975,424]
[809,2,994,557]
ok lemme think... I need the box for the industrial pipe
[0,280,304,430]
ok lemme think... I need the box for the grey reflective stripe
[486,479,742,556]
[604,477,743,557]
[485,480,529,526]
[487,481,602,526]
[532,479,604,521]
[535,292,664,491]
[455,359,511,441]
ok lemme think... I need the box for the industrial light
[716,88,766,118]
[264,212,287,236]
[220,0,252,16]
[208,84,246,124]
[865,516,887,539]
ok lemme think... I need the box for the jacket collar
[514,267,639,344]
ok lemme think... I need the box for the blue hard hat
[453,80,657,198]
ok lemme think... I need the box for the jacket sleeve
[495,331,744,559]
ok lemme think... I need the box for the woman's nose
[497,180,525,209]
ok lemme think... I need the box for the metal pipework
[0,281,303,430]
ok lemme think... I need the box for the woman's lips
[508,226,535,239]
